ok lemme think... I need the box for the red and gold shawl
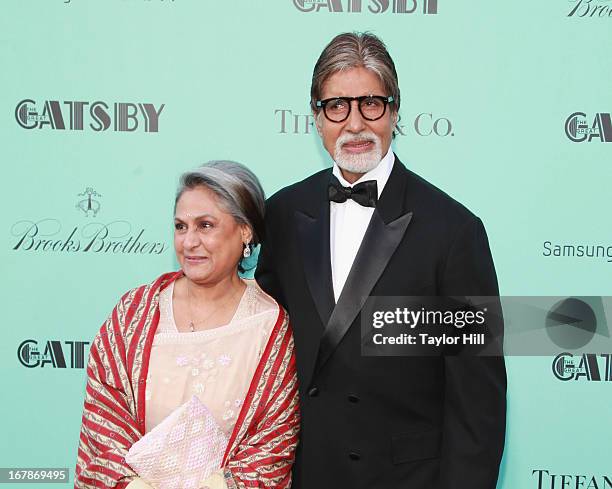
[75,272,299,489]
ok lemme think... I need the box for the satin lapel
[295,206,335,329]
[315,156,413,373]
[315,210,412,372]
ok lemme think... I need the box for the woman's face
[174,186,250,285]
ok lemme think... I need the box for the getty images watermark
[361,296,612,356]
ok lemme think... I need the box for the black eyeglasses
[315,95,395,123]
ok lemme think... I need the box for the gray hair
[175,160,265,248]
[310,32,400,112]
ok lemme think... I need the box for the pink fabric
[126,396,228,489]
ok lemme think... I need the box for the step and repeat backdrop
[1,1,611,487]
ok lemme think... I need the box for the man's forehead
[321,67,386,97]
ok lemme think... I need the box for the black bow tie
[328,175,378,208]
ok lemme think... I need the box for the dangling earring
[243,242,251,258]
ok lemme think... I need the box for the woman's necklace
[186,283,242,332]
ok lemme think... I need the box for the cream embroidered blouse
[144,279,278,435]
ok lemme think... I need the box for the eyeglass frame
[314,95,395,123]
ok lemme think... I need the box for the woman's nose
[182,227,200,248]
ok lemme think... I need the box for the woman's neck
[181,272,244,304]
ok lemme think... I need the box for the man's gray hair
[310,32,400,113]
[175,160,265,246]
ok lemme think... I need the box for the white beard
[333,132,383,175]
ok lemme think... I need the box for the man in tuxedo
[256,32,506,489]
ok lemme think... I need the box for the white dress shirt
[330,147,395,302]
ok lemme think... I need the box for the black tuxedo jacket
[255,156,506,489]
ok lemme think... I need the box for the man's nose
[345,100,366,132]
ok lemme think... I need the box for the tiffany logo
[76,188,102,217]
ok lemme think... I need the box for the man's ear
[313,111,323,136]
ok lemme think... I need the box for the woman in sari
[75,161,299,489]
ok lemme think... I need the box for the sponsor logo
[275,110,316,135]
[18,339,90,369]
[553,352,612,381]
[76,188,102,217]
[567,0,612,17]
[542,241,612,262]
[293,0,438,14]
[412,113,454,137]
[10,187,168,256]
[565,112,612,142]
[15,99,164,133]
[532,469,611,488]
[547,297,612,382]
[275,109,454,137]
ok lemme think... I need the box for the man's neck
[339,168,364,184]
[334,147,394,185]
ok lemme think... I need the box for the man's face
[314,66,397,178]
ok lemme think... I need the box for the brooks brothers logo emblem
[15,99,165,133]
[293,0,438,14]
[76,188,102,217]
[11,188,168,255]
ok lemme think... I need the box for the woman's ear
[241,224,253,245]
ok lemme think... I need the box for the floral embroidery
[191,368,199,377]
[218,354,231,367]
[176,355,189,367]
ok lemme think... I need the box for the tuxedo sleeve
[255,196,287,308]
[438,216,507,489]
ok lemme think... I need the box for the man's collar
[332,146,395,199]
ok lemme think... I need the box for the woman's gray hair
[310,32,400,112]
[175,160,266,248]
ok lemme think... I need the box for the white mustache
[336,133,378,147]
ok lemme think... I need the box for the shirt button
[308,386,319,397]
[348,451,361,461]
[348,394,360,403]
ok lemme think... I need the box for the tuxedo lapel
[294,175,335,331]
[314,157,413,374]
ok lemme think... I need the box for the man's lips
[342,140,374,153]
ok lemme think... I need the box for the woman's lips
[184,256,208,263]
[342,140,374,153]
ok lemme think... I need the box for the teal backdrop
[1,1,611,487]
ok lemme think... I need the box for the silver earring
[243,243,251,258]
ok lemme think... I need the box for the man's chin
[335,152,381,175]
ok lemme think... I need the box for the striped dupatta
[75,272,299,489]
